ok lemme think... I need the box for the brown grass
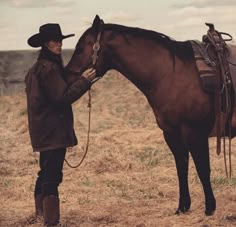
[0,71,236,227]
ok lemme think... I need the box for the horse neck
[106,35,173,92]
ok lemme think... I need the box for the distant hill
[0,49,73,95]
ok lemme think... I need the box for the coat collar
[38,47,64,68]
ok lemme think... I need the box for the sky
[0,0,236,50]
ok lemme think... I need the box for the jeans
[34,148,66,198]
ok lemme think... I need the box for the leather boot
[43,195,60,226]
[35,194,44,216]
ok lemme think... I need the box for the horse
[65,15,235,216]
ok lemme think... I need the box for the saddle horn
[205,23,215,31]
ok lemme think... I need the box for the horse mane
[103,23,194,63]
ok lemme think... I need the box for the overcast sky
[1,0,236,50]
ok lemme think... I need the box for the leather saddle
[190,40,236,100]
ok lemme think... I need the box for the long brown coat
[25,48,90,152]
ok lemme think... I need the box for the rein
[65,23,103,169]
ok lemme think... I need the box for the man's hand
[81,68,96,82]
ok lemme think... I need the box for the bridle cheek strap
[92,31,102,66]
[90,29,103,84]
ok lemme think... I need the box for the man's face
[45,39,62,54]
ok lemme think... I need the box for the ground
[0,71,235,227]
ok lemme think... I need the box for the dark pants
[34,148,66,198]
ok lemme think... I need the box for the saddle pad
[190,40,217,93]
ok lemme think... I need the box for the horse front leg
[189,132,216,215]
[163,131,191,214]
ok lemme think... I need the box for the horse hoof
[205,198,216,216]
[175,209,181,215]
[175,207,189,215]
[205,209,215,216]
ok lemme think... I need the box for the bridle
[92,28,102,66]
[65,20,104,83]
[90,26,103,83]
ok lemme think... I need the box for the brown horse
[65,15,229,215]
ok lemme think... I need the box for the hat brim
[27,33,75,48]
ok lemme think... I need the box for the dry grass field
[0,62,236,226]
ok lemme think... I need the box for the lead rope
[65,89,92,168]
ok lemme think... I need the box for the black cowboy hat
[27,23,75,48]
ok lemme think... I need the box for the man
[25,23,96,226]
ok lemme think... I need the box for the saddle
[191,34,236,97]
[190,23,236,159]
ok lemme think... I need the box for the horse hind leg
[189,132,216,215]
[163,131,191,214]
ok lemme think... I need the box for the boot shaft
[43,195,60,226]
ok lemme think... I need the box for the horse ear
[92,15,101,29]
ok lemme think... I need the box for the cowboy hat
[27,23,74,48]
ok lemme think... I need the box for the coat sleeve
[40,63,91,106]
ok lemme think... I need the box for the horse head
[66,15,110,83]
